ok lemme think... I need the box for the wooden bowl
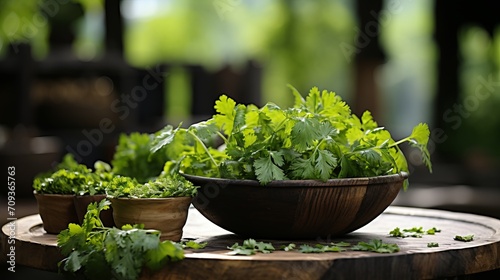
[34,193,79,234]
[183,173,408,240]
[110,197,192,241]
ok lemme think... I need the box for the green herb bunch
[33,154,113,195]
[152,86,432,186]
[57,199,184,280]
[105,174,198,198]
[111,132,170,183]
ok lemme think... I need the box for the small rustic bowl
[183,173,408,240]
[110,197,192,241]
[34,193,79,234]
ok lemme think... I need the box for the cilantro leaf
[279,243,296,251]
[426,227,441,235]
[389,226,441,238]
[213,95,237,135]
[298,243,347,253]
[454,235,474,242]
[181,240,208,249]
[228,239,276,255]
[351,240,400,253]
[254,156,287,184]
[315,149,338,181]
[291,117,320,151]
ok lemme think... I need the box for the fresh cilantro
[181,240,208,249]
[454,235,474,242]
[152,86,432,186]
[112,132,170,183]
[351,240,400,253]
[389,227,405,238]
[227,239,400,255]
[279,243,296,251]
[228,239,276,255]
[426,227,441,235]
[57,199,184,280]
[402,226,425,238]
[427,242,439,247]
[33,154,112,195]
[389,226,441,238]
[299,242,349,253]
[105,174,198,198]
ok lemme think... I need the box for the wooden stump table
[2,206,500,279]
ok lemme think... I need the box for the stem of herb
[187,130,219,169]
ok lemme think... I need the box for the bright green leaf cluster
[152,86,432,186]
[180,240,208,249]
[112,132,171,183]
[33,154,112,195]
[351,239,400,253]
[228,239,276,255]
[105,174,198,198]
[389,226,442,238]
[227,239,398,255]
[427,242,439,247]
[279,243,296,252]
[299,242,350,253]
[57,199,185,280]
[454,234,474,242]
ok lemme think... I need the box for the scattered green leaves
[181,240,208,249]
[454,235,474,242]
[152,86,432,186]
[426,227,441,235]
[389,226,441,238]
[279,243,296,252]
[228,239,276,255]
[228,239,398,255]
[351,239,400,254]
[427,242,439,248]
[299,242,350,253]
[57,199,185,280]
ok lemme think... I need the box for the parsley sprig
[57,199,185,280]
[152,86,432,187]
[228,239,399,255]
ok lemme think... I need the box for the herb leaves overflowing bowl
[152,86,432,239]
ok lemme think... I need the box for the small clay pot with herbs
[33,154,114,233]
[106,174,198,241]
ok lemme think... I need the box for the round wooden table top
[2,206,500,279]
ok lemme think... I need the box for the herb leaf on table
[351,240,400,253]
[57,199,185,280]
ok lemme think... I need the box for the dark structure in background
[352,0,385,120]
[0,0,262,169]
[433,0,499,156]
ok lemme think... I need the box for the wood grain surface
[2,206,500,279]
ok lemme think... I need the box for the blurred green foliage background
[1,0,499,165]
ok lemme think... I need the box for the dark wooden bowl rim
[182,172,408,188]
